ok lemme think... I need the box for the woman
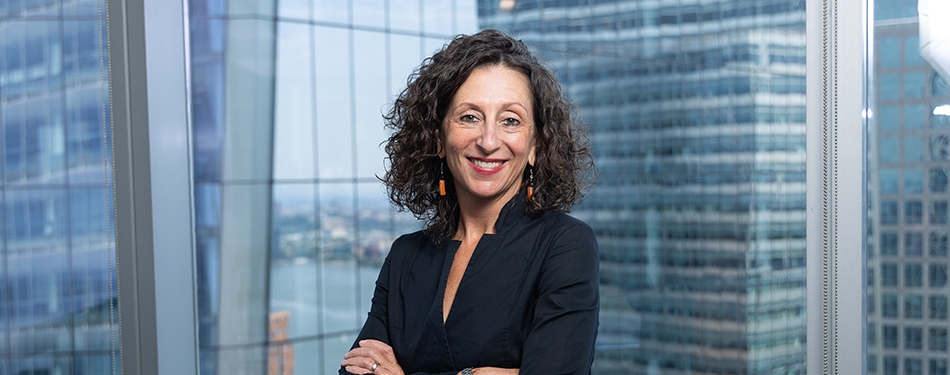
[341,29,598,375]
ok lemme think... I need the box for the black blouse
[341,196,599,375]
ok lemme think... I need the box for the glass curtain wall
[187,0,477,373]
[189,0,811,374]
[867,0,950,374]
[480,1,808,374]
[0,0,116,374]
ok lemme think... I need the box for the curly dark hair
[382,29,595,244]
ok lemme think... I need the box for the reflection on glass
[483,0,807,373]
[189,1,478,372]
[868,4,950,374]
[0,1,115,374]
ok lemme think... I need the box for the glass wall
[187,1,477,373]
[868,0,950,374]
[481,1,807,374]
[187,0,810,374]
[0,0,116,374]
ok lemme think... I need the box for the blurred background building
[867,1,950,374]
[479,1,808,373]
[0,0,115,374]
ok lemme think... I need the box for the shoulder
[388,230,432,258]
[533,210,597,245]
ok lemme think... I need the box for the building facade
[867,1,950,374]
[479,1,807,373]
[0,0,116,374]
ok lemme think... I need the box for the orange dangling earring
[438,159,447,197]
[526,164,534,202]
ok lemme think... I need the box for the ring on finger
[371,362,379,372]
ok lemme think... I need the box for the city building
[479,1,808,373]
[0,0,116,374]
[867,0,950,374]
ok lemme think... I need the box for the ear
[437,127,445,158]
[528,142,537,166]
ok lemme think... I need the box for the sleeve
[339,238,458,375]
[520,221,600,375]
[339,252,393,375]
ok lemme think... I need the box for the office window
[879,106,900,131]
[930,328,948,351]
[906,327,923,350]
[881,232,899,256]
[883,294,899,317]
[932,231,949,256]
[908,358,924,375]
[906,201,924,224]
[930,201,948,224]
[884,326,899,349]
[932,296,949,320]
[881,169,900,193]
[931,168,949,192]
[905,295,923,319]
[878,37,900,68]
[905,73,925,98]
[882,263,899,287]
[880,74,901,100]
[905,168,924,193]
[905,232,923,256]
[931,135,949,161]
[886,356,899,375]
[904,105,924,130]
[931,359,948,375]
[906,264,923,287]
[930,265,948,288]
[882,201,900,225]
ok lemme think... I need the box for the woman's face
[440,64,537,206]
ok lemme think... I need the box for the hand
[342,339,405,375]
[464,368,519,375]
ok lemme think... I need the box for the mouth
[468,158,506,174]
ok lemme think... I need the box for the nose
[476,121,500,153]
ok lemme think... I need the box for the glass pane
[314,25,354,180]
[423,0,454,35]
[1,5,116,374]
[483,0,807,372]
[354,0,386,28]
[273,22,315,180]
[270,183,319,340]
[869,1,950,374]
[352,31,388,179]
[390,0,421,32]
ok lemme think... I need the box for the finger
[343,347,376,359]
[343,365,372,375]
[342,356,379,374]
[359,340,398,363]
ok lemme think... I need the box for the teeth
[472,159,503,169]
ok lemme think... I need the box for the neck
[453,189,519,242]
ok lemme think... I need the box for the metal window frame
[806,0,868,373]
[109,0,199,373]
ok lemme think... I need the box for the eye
[502,118,521,126]
[460,114,479,123]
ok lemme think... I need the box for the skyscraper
[867,1,950,374]
[0,0,116,374]
[479,1,808,373]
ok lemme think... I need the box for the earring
[438,160,447,197]
[526,164,534,202]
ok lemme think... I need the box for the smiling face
[440,64,537,207]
